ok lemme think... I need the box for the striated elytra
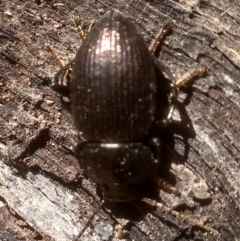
[71,10,156,142]
[53,10,173,201]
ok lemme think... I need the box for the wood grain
[0,0,239,240]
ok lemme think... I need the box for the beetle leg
[150,22,206,122]
[74,17,86,42]
[142,198,219,235]
[45,45,66,69]
[165,67,207,121]
[46,45,69,86]
[73,201,105,241]
[149,137,181,196]
[45,44,74,97]
[74,17,95,42]
[154,177,181,197]
[50,18,95,96]
[175,67,206,88]
[165,67,207,122]
[149,20,172,55]
[52,58,75,97]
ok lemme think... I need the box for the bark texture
[0,0,240,240]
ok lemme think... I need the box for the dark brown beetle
[51,9,218,238]
[53,10,165,202]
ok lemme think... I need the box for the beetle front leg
[52,58,75,97]
[46,44,75,97]
[74,17,95,42]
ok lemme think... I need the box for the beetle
[50,9,218,238]
[52,9,171,201]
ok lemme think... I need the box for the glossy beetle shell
[79,143,157,201]
[71,10,157,142]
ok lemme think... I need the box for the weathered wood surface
[0,0,239,240]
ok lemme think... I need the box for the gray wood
[0,0,239,240]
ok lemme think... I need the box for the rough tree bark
[0,0,239,240]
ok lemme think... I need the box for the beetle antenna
[73,200,105,241]
[141,198,219,235]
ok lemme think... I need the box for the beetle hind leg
[154,177,182,197]
[175,67,206,88]
[149,20,173,55]
[142,198,219,235]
